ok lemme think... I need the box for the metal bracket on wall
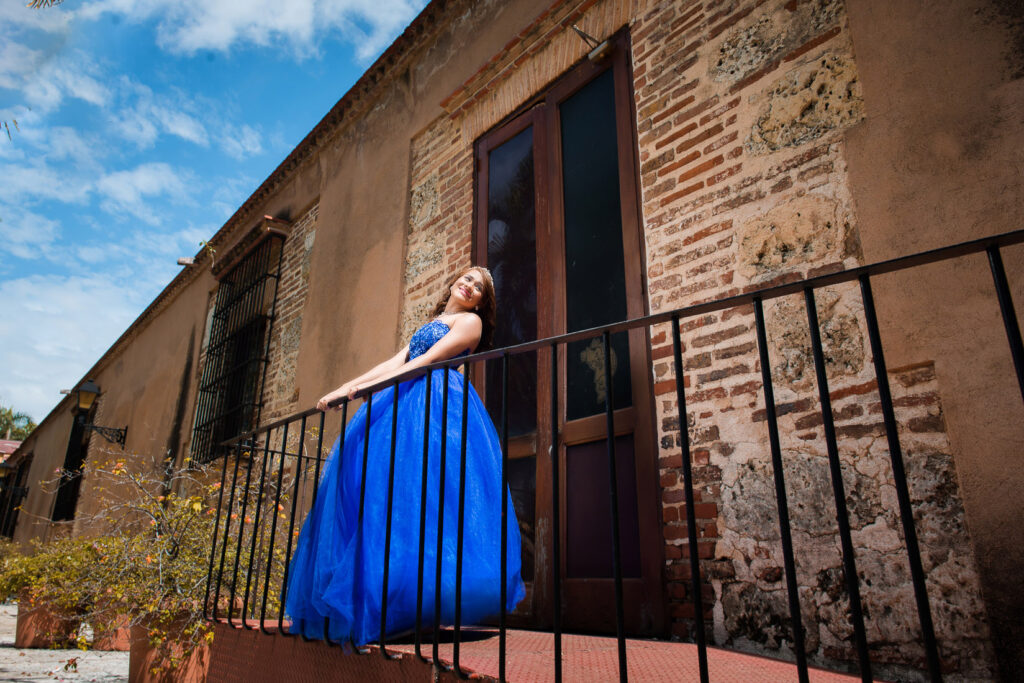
[83,423,128,448]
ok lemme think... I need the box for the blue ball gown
[284,319,526,645]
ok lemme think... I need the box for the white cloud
[111,106,161,147]
[78,0,426,61]
[109,81,210,148]
[154,107,208,146]
[0,159,93,204]
[95,162,191,222]
[220,124,262,160]
[0,2,71,34]
[0,41,45,91]
[0,273,148,422]
[39,126,104,166]
[15,53,111,113]
[0,208,61,260]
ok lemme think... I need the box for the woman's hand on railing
[316,385,354,411]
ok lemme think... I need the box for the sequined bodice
[409,319,467,360]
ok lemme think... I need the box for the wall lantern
[73,379,128,448]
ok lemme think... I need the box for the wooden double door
[473,32,664,635]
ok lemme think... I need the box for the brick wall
[262,204,318,421]
[632,0,992,677]
[399,119,474,344]
[397,0,994,677]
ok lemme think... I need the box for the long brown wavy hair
[430,266,497,350]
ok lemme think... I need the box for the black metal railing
[203,228,1024,683]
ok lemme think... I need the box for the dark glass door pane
[485,126,538,438]
[560,68,632,420]
[565,435,641,578]
[508,455,536,581]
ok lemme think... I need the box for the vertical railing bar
[670,315,709,683]
[548,344,561,683]
[210,444,242,626]
[321,404,345,647]
[260,419,292,634]
[500,352,511,683]
[433,366,452,670]
[227,438,258,628]
[601,331,628,683]
[348,391,374,654]
[452,359,472,679]
[859,275,942,682]
[753,298,809,682]
[203,446,231,621]
[241,428,273,629]
[415,370,433,662]
[987,246,1024,404]
[278,413,310,638]
[380,380,402,660]
[804,287,872,681]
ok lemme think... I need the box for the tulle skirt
[284,367,525,645]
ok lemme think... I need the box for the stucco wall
[67,263,217,533]
[11,408,72,545]
[843,0,1024,675]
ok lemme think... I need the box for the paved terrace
[208,619,862,682]
[0,604,129,683]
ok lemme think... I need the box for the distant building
[7,0,1023,679]
[0,439,26,538]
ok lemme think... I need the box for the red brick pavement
[208,619,860,682]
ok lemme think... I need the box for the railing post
[347,392,374,654]
[804,287,872,682]
[227,438,258,628]
[321,403,346,647]
[433,366,451,670]
[987,246,1024,404]
[859,275,942,681]
[548,344,561,683]
[279,411,318,638]
[670,315,710,683]
[753,298,809,682]
[415,370,433,662]
[260,420,292,634]
[602,331,628,682]
[212,440,245,624]
[380,381,401,660]
[452,359,472,679]
[242,429,273,629]
[203,445,231,621]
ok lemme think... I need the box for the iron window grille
[190,235,284,464]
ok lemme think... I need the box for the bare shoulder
[452,312,482,331]
[438,312,482,332]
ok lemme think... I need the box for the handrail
[205,227,1023,683]
[222,227,1024,447]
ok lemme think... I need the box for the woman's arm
[368,314,482,388]
[318,315,482,410]
[316,345,409,411]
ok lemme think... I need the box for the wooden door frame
[472,28,664,635]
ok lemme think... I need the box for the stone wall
[399,119,474,344]
[263,205,319,421]
[634,0,993,678]
[396,0,994,677]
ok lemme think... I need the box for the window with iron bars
[189,235,284,464]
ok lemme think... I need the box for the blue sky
[0,0,428,422]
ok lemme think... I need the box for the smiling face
[448,268,486,312]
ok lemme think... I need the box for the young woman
[284,266,526,645]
